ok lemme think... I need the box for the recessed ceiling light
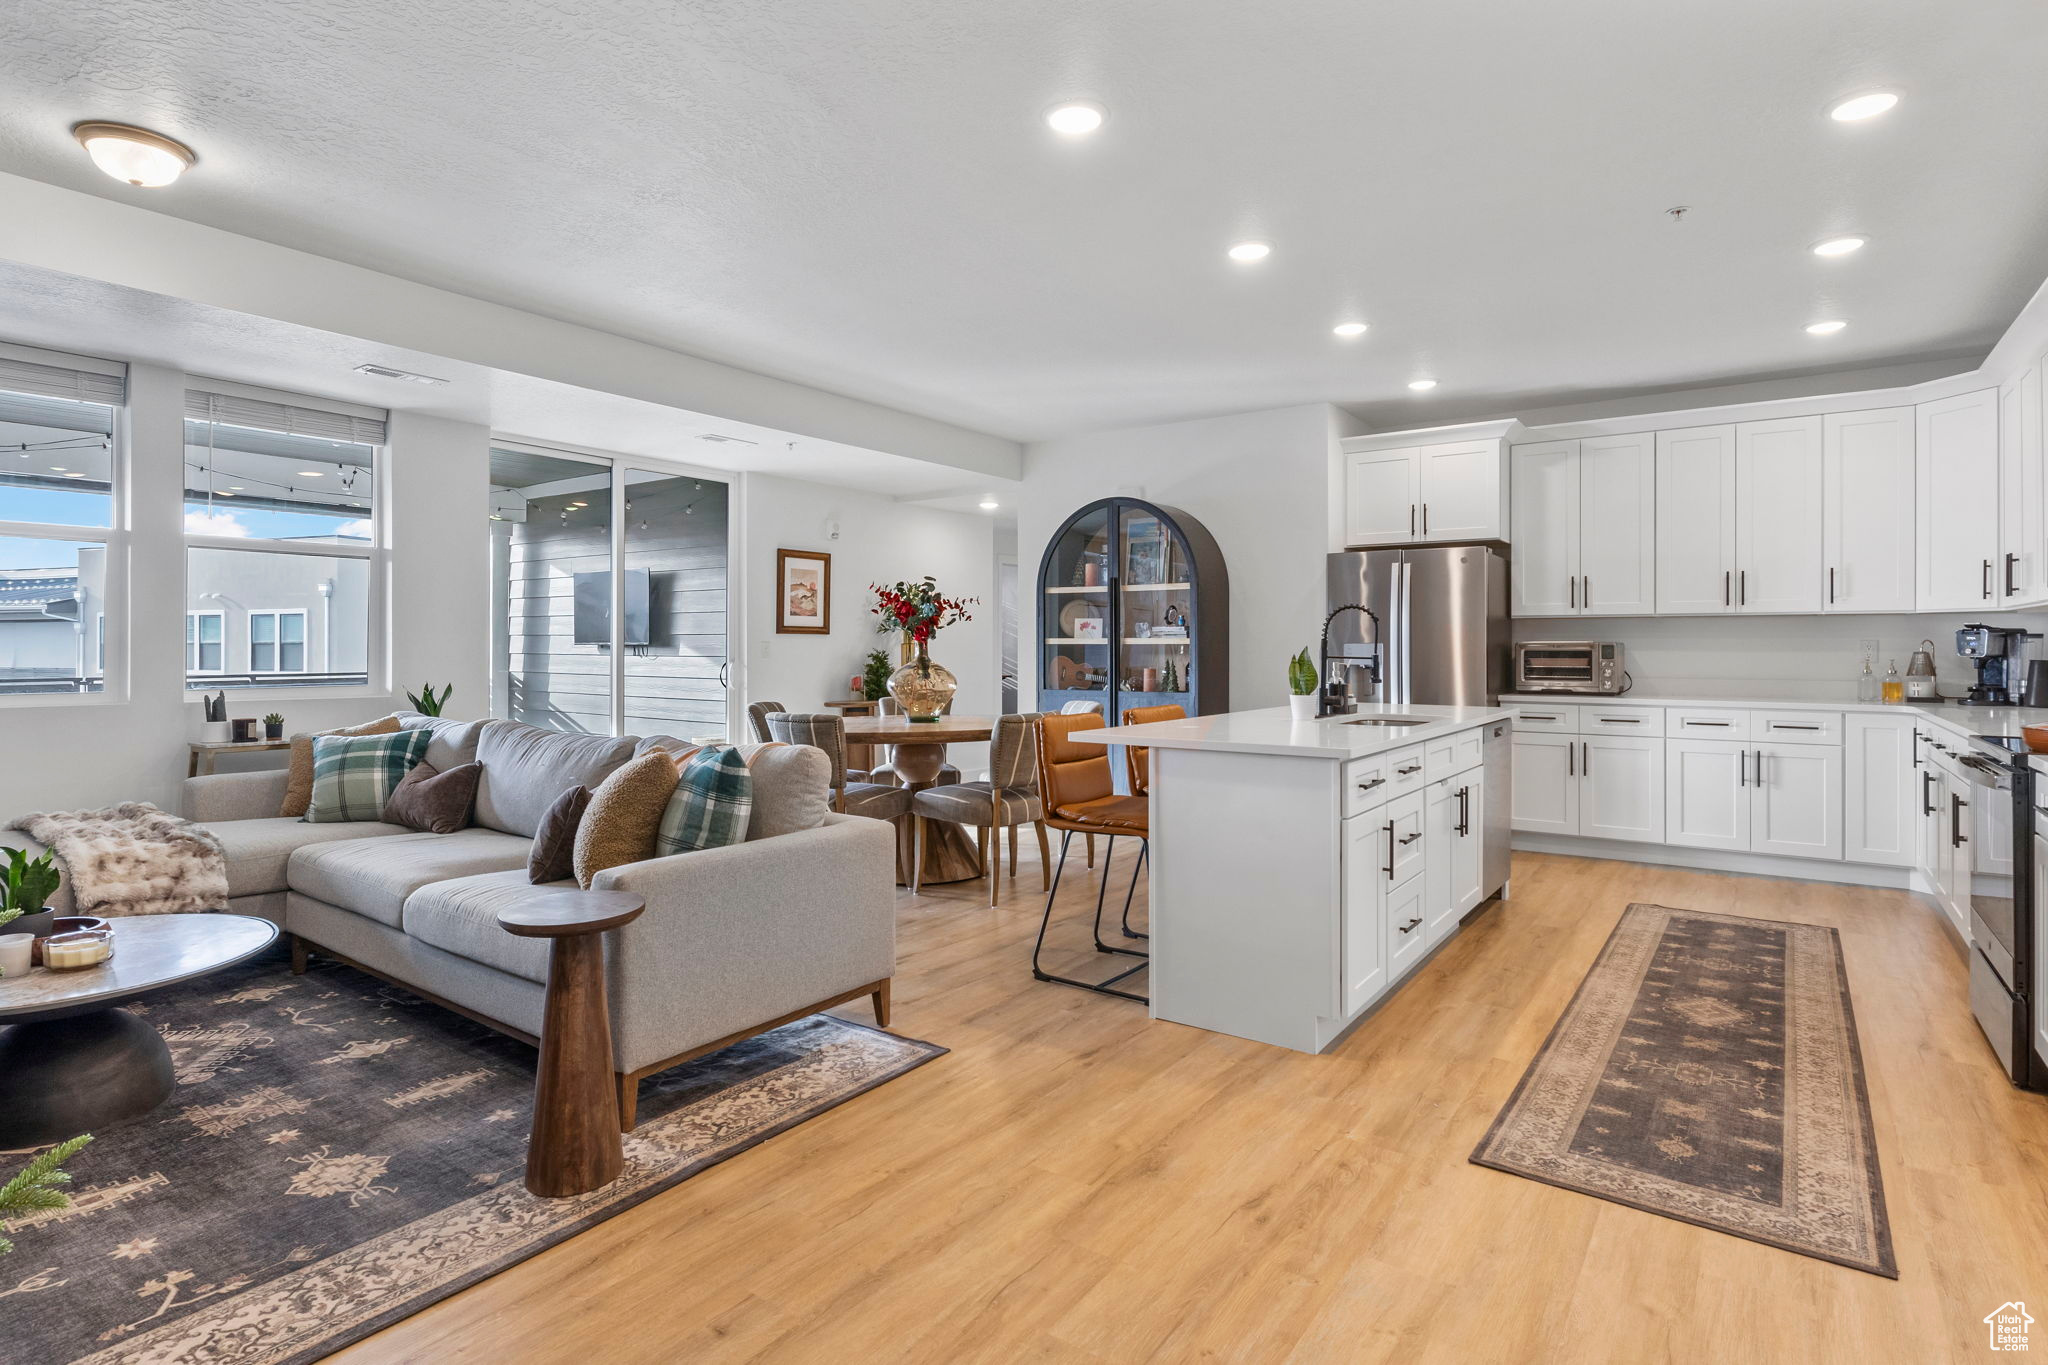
[228,485,243,490]
[1407,379,1438,391]
[978,495,999,510]
[72,121,194,186]
[1806,320,1848,335]
[1044,102,1105,136]
[62,472,86,478]
[1812,235,1867,257]
[48,466,66,472]
[297,470,324,477]
[218,490,234,496]
[1332,322,1369,338]
[1227,241,1271,263]
[1829,92,1899,122]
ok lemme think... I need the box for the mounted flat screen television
[572,569,652,645]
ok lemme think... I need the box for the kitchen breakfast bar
[1080,704,1513,1053]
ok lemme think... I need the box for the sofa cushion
[306,729,431,824]
[738,743,830,841]
[527,785,589,884]
[383,760,482,834]
[654,745,753,857]
[286,828,535,929]
[403,869,561,984]
[474,723,637,839]
[282,715,401,817]
[397,714,495,770]
[573,750,680,888]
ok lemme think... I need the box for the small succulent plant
[1287,648,1319,697]
[406,682,453,717]
[262,712,284,727]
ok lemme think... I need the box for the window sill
[0,690,124,710]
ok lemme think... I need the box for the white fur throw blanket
[7,803,230,916]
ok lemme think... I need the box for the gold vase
[888,641,956,722]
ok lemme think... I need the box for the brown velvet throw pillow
[382,760,482,834]
[528,785,590,884]
[281,715,401,817]
[573,750,680,888]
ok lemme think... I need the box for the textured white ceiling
[2,0,2047,441]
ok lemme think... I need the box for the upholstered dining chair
[1120,703,1185,798]
[908,713,1047,905]
[764,710,912,822]
[746,700,787,743]
[1029,711,1149,1002]
[1058,698,1105,863]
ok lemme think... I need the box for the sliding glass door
[488,444,733,740]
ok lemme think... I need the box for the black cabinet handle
[1397,916,1423,935]
[1398,831,1423,845]
[1397,763,1422,775]
[1922,772,1935,816]
[1754,749,1765,785]
[1521,714,1559,722]
[1356,776,1385,792]
[1422,503,1429,535]
[1687,720,1731,727]
[1771,723,1822,731]
[1456,785,1470,836]
[1409,504,1416,535]
[1582,575,1590,606]
[1383,821,1395,879]
[1568,576,1575,609]
[1983,559,1994,600]
[1952,792,1968,846]
[2006,552,2019,596]
[1597,717,1639,724]
[1739,570,1747,606]
[1723,571,1730,607]
[1581,740,1591,774]
[1568,742,1576,777]
[1738,749,1747,787]
[1829,566,1836,604]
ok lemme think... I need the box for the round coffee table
[0,914,278,1147]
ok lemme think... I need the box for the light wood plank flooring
[338,849,2048,1363]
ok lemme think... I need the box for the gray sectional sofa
[23,714,897,1129]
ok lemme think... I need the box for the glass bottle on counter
[1857,658,1879,703]
[1881,660,1904,704]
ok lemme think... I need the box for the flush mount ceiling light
[1829,91,1899,122]
[72,121,194,187]
[1044,101,1105,136]
[1407,378,1438,391]
[1332,322,1370,338]
[1227,241,1271,263]
[1806,319,1848,334]
[978,495,1000,510]
[1812,235,1867,257]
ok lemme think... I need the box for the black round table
[0,914,277,1146]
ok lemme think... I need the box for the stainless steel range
[1958,735,2041,1088]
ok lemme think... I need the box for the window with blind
[0,350,126,696]
[184,384,384,689]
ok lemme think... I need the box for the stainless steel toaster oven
[1513,641,1626,694]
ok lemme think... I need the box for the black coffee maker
[1955,624,2039,706]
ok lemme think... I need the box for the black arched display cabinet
[1036,498,1229,720]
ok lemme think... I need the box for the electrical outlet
[1860,638,1881,663]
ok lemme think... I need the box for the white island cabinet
[1081,705,1511,1053]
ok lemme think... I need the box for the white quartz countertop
[1500,691,2048,747]
[1079,703,1511,760]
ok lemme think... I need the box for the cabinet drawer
[1424,727,1484,781]
[1667,706,1752,740]
[1754,710,1841,745]
[1509,704,1576,732]
[1386,744,1428,796]
[1343,753,1393,818]
[1579,705,1664,737]
[1386,792,1426,885]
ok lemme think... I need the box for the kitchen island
[1080,703,1512,1052]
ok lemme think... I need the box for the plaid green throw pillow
[305,729,431,824]
[654,745,753,856]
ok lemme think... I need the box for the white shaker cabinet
[1916,389,2001,611]
[1425,770,1486,946]
[1843,713,1916,867]
[1508,441,1578,615]
[1665,739,1749,852]
[1344,449,1421,546]
[1997,366,2045,606]
[1508,434,1655,617]
[1823,407,1916,613]
[1579,734,1665,843]
[1510,732,1579,836]
[1734,416,1824,613]
[1655,425,1738,613]
[1341,811,1389,1016]
[1342,438,1507,547]
[1750,742,1842,860]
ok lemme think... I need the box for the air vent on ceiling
[353,363,449,385]
[697,432,758,445]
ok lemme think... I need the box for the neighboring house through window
[187,611,224,673]
[248,609,307,673]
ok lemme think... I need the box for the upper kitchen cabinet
[1340,427,1511,547]
[1916,389,2001,611]
[1656,419,1822,614]
[1509,433,1654,616]
[1822,406,1916,613]
[1997,366,2045,607]
[1655,425,1737,612]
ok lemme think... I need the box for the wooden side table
[498,889,645,1197]
[188,739,291,777]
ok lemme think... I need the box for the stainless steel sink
[1339,716,1431,727]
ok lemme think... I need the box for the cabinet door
[1916,389,2001,611]
[1345,449,1419,546]
[1578,432,1657,615]
[1998,368,2046,605]
[1823,407,1916,612]
[1386,872,1429,979]
[1509,441,1579,615]
[1449,770,1486,920]
[1580,734,1665,843]
[1416,440,1503,542]
[1342,813,1389,1016]
[1915,761,1941,879]
[1510,733,1578,835]
[1750,742,1843,861]
[1387,791,1426,884]
[1734,416,1824,613]
[1655,425,1737,613]
[1843,713,1914,867]
[1424,778,1458,946]
[1665,738,1748,851]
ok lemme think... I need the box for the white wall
[742,472,997,771]
[1018,403,1351,714]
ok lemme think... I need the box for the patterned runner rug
[0,948,945,1362]
[1471,904,1895,1277]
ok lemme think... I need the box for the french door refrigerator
[1324,547,1509,707]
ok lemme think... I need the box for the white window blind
[185,389,387,445]
[0,356,126,407]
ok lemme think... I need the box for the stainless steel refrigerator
[1325,547,1509,707]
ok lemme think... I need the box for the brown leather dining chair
[1111,703,1182,941]
[1030,711,1149,1002]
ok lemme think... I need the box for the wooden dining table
[843,713,994,886]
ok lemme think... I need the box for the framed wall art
[776,548,832,634]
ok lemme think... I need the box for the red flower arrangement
[871,577,977,669]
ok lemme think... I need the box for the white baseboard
[1510,834,1916,889]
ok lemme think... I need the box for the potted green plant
[406,681,453,716]
[862,648,893,703]
[1288,648,1319,720]
[262,712,285,740]
[0,845,62,942]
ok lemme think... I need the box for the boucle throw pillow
[573,750,680,888]
[281,715,401,817]
[382,760,482,834]
[528,785,590,884]
[654,745,754,857]
[305,728,431,824]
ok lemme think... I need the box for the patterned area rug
[0,948,944,1362]
[1471,904,1895,1277]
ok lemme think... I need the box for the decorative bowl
[2022,725,2048,754]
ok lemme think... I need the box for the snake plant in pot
[1288,647,1319,721]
